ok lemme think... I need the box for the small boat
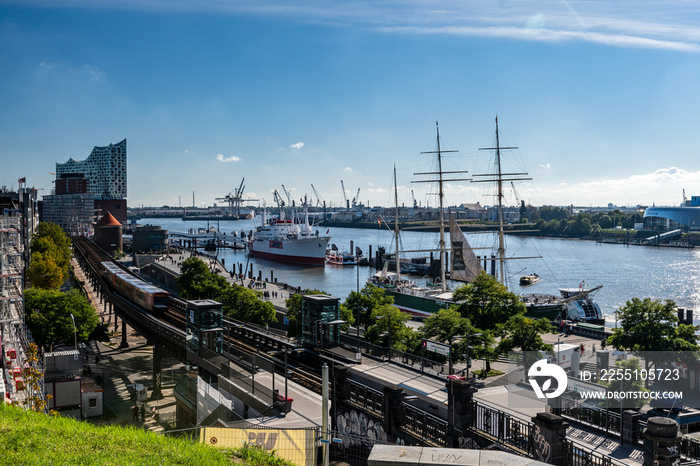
[520,273,540,285]
[326,249,357,266]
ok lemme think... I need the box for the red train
[100,261,169,312]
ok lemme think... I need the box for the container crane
[215,177,259,217]
[411,189,417,208]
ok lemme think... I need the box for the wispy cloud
[539,163,551,169]
[343,167,352,173]
[37,61,106,81]
[17,1,700,52]
[537,167,700,206]
[290,142,304,150]
[217,154,240,162]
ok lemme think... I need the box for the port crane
[411,189,417,208]
[341,180,348,209]
[215,178,259,218]
[351,188,361,208]
[310,184,323,208]
[281,185,293,206]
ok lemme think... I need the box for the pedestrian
[592,344,596,354]
[140,404,146,422]
[132,405,139,422]
[580,344,585,357]
[601,339,606,350]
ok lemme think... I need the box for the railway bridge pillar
[120,319,129,348]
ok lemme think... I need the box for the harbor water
[136,218,700,327]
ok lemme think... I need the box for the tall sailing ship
[370,119,604,323]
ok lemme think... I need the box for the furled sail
[449,213,483,282]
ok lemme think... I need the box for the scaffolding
[1,215,40,405]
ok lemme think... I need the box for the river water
[136,218,700,327]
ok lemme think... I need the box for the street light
[452,333,482,378]
[376,315,391,361]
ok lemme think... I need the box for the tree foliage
[175,257,229,300]
[607,298,699,353]
[364,304,412,351]
[27,222,72,289]
[497,314,554,369]
[24,288,99,351]
[221,285,276,326]
[343,283,395,331]
[452,272,526,331]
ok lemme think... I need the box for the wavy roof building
[56,139,127,199]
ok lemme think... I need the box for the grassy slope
[0,404,293,465]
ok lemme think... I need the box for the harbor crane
[351,188,361,208]
[281,184,293,206]
[215,177,259,218]
[411,189,417,208]
[511,182,527,221]
[311,184,323,208]
[341,180,349,209]
[273,190,286,208]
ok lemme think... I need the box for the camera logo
[528,359,567,399]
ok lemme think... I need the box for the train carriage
[100,261,127,285]
[100,261,169,312]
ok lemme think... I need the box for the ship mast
[414,122,469,291]
[472,116,532,286]
[393,164,400,281]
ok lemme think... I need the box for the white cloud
[539,163,551,169]
[290,142,304,150]
[343,167,353,173]
[22,1,700,52]
[217,154,240,162]
[37,61,106,82]
[535,167,700,206]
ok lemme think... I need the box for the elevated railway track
[72,237,323,399]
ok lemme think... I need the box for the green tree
[343,283,395,331]
[497,314,554,369]
[24,289,100,351]
[601,357,648,410]
[608,298,698,352]
[607,298,699,385]
[27,249,66,289]
[420,308,496,372]
[27,222,73,289]
[176,257,229,299]
[452,272,526,331]
[33,222,71,262]
[220,285,276,326]
[364,304,412,351]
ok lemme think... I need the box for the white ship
[248,196,330,266]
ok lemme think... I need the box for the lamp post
[376,315,391,361]
[455,333,482,379]
[70,313,77,352]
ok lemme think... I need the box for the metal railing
[347,379,383,418]
[400,402,448,447]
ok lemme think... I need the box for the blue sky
[2,1,700,210]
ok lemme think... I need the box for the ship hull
[248,237,330,266]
